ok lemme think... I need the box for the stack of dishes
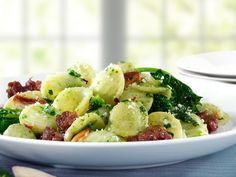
[177,51,236,83]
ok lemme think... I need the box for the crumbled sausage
[6,81,24,98]
[25,79,41,91]
[6,78,41,98]
[13,95,46,105]
[124,72,141,88]
[56,111,77,133]
[197,111,218,133]
[127,125,172,141]
[42,127,63,141]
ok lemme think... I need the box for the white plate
[0,128,236,170]
[177,51,236,78]
[177,69,236,83]
[1,75,236,169]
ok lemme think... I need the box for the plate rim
[177,69,236,83]
[0,125,235,148]
[177,50,236,77]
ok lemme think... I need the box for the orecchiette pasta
[91,64,125,105]
[197,102,230,126]
[69,63,95,86]
[148,112,185,139]
[19,104,57,134]
[119,87,153,111]
[107,101,148,137]
[4,91,43,110]
[117,61,134,73]
[64,112,105,141]
[83,130,124,142]
[52,87,93,116]
[130,73,172,98]
[41,72,85,100]
[1,62,231,142]
[3,123,36,139]
[180,114,208,137]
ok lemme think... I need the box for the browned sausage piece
[56,111,78,133]
[124,72,141,88]
[42,127,63,141]
[6,78,42,98]
[127,125,172,141]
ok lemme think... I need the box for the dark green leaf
[149,95,172,113]
[0,108,21,134]
[135,67,201,126]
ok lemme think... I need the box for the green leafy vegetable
[89,96,106,111]
[150,69,201,112]
[135,67,201,126]
[0,108,21,134]
[149,95,172,113]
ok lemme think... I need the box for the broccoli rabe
[149,95,172,113]
[135,67,201,126]
[0,108,21,134]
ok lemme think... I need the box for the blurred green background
[0,0,236,77]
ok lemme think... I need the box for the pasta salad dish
[0,62,231,142]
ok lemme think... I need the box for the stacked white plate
[177,51,236,83]
[176,50,236,113]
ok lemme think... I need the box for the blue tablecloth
[1,145,236,177]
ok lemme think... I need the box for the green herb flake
[68,68,81,78]
[43,105,56,116]
[48,89,53,95]
[87,120,97,129]
[139,105,146,113]
[164,123,171,129]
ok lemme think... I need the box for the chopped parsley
[139,105,146,113]
[68,68,81,78]
[48,89,53,95]
[164,123,171,129]
[43,105,56,116]
[87,120,97,129]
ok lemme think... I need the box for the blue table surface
[1,145,236,177]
